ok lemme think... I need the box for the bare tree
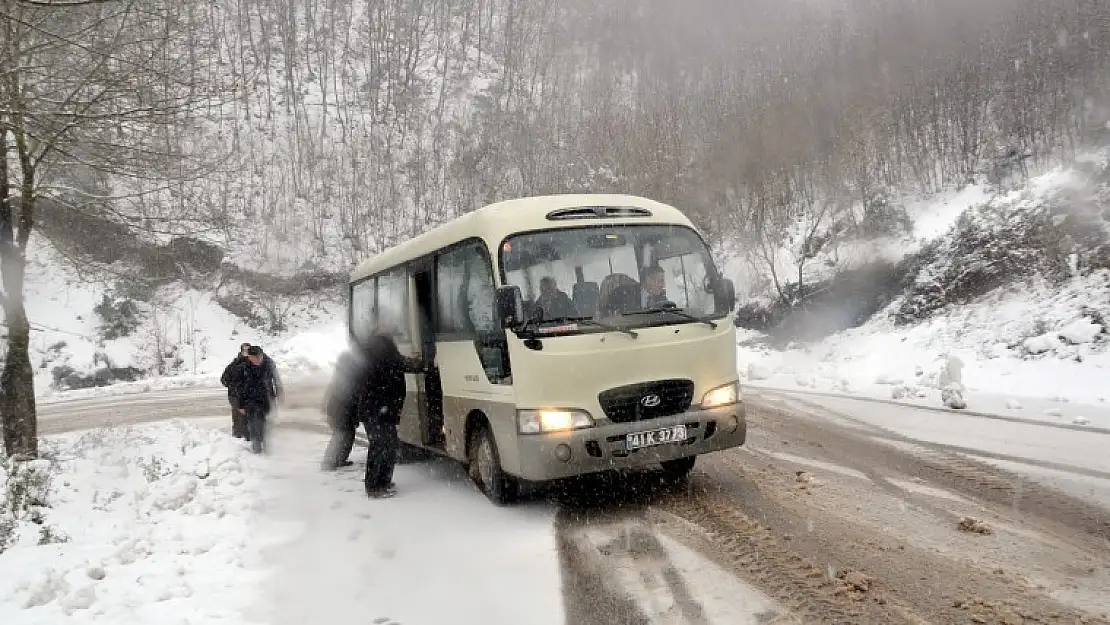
[0,0,221,457]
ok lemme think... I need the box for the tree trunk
[0,128,39,458]
[0,285,37,459]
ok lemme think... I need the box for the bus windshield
[499,224,725,332]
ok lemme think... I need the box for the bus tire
[468,424,518,505]
[660,456,696,481]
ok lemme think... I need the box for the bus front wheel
[468,424,518,505]
[660,456,696,482]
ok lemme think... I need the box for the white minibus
[348,194,746,504]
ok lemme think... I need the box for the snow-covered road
[27,382,790,625]
[7,380,1110,625]
[751,388,1110,509]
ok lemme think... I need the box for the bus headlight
[701,381,740,409]
[517,409,594,434]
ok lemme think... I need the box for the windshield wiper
[622,304,717,329]
[540,316,638,338]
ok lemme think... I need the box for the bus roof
[349,194,697,282]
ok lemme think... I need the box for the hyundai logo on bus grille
[640,394,662,408]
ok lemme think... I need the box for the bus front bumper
[509,403,747,482]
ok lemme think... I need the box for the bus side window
[435,248,468,335]
[350,277,377,343]
[435,244,510,383]
[465,259,496,333]
[377,268,411,344]
[466,248,508,382]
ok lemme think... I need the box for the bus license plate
[625,425,687,451]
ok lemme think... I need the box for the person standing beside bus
[220,343,252,440]
[320,347,366,471]
[354,323,425,498]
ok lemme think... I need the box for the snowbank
[9,234,344,401]
[0,420,269,624]
[739,269,1109,411]
[36,320,348,405]
[35,375,224,406]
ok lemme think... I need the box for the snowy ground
[250,425,562,625]
[0,417,563,625]
[751,389,1110,510]
[0,419,268,624]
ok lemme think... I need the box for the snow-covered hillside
[110,0,509,276]
[11,234,347,401]
[15,153,1110,408]
[740,270,1110,406]
[738,157,1110,413]
[4,0,509,400]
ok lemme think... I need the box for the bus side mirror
[496,285,525,330]
[715,278,736,313]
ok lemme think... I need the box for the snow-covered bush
[0,456,64,554]
[1020,316,1106,357]
[747,363,773,381]
[94,294,143,341]
[855,189,914,240]
[942,383,968,409]
[896,180,1110,324]
[897,204,1049,322]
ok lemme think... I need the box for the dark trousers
[244,405,269,453]
[321,426,356,470]
[363,419,398,491]
[230,401,248,439]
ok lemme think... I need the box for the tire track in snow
[555,501,795,625]
[748,397,1110,548]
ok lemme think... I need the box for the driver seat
[572,282,599,318]
[598,273,638,317]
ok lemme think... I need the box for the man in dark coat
[239,345,283,454]
[641,265,669,308]
[354,324,425,498]
[219,343,252,440]
[535,276,576,320]
[320,347,366,471]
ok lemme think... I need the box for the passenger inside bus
[598,273,640,317]
[534,276,577,319]
[641,265,669,308]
